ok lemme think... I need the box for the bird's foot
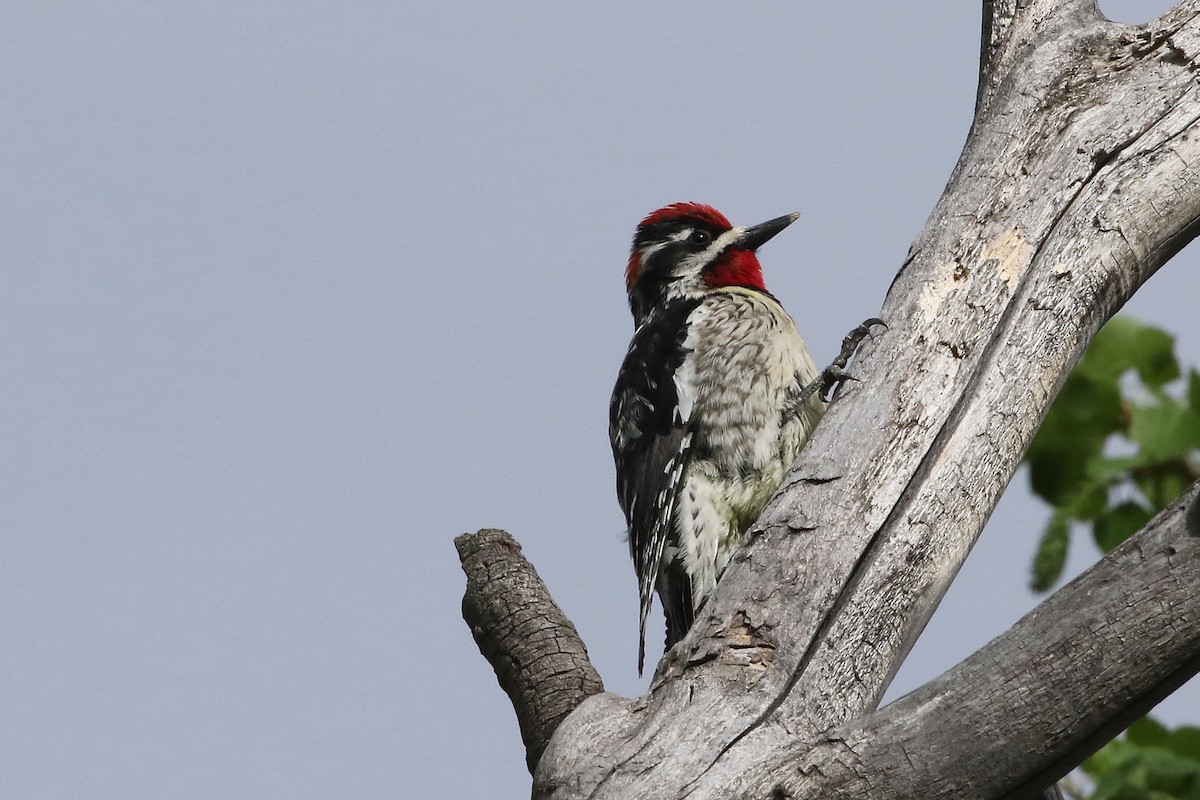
[800,317,886,403]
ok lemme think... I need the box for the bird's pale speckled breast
[671,286,824,604]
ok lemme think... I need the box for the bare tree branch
[978,1,1103,117]
[544,9,1200,795]
[463,483,1200,799]
[732,483,1200,800]
[461,3,1200,798]
[456,529,603,771]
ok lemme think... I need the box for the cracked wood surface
[458,2,1200,798]
[731,484,1200,800]
[456,530,603,771]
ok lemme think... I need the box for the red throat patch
[703,249,766,291]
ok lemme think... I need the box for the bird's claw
[815,317,886,402]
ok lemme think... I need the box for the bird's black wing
[609,300,700,675]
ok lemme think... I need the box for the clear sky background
[3,2,1196,798]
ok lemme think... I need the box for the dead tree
[457,2,1200,797]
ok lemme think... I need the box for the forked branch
[733,484,1200,800]
[459,2,1200,798]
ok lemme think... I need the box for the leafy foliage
[1025,317,1200,591]
[1081,718,1200,800]
[1023,317,1200,800]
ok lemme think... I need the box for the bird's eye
[689,229,712,246]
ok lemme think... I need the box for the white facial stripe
[638,226,748,303]
[678,226,744,275]
[639,240,669,261]
[708,227,744,258]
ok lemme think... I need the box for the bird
[609,202,825,674]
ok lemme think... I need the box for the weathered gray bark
[456,530,603,771]
[729,486,1200,800]
[457,1,1200,798]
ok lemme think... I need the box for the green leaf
[1081,317,1179,387]
[1085,720,1200,800]
[1082,735,1127,777]
[1142,747,1200,797]
[1094,501,1154,552]
[1078,317,1142,381]
[1086,455,1145,479]
[1129,402,1200,461]
[1134,326,1181,389]
[1130,717,1172,747]
[1166,726,1200,760]
[1025,319,1200,799]
[1069,479,1112,521]
[1134,461,1196,512]
[1031,509,1070,591]
[1028,373,1123,504]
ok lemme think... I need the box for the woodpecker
[609,202,825,674]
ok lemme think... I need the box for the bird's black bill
[738,213,800,251]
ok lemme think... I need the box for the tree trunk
[459,2,1200,798]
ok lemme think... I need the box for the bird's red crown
[626,202,768,294]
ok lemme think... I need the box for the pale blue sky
[2,2,1194,797]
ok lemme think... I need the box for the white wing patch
[670,303,711,425]
[672,368,696,425]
